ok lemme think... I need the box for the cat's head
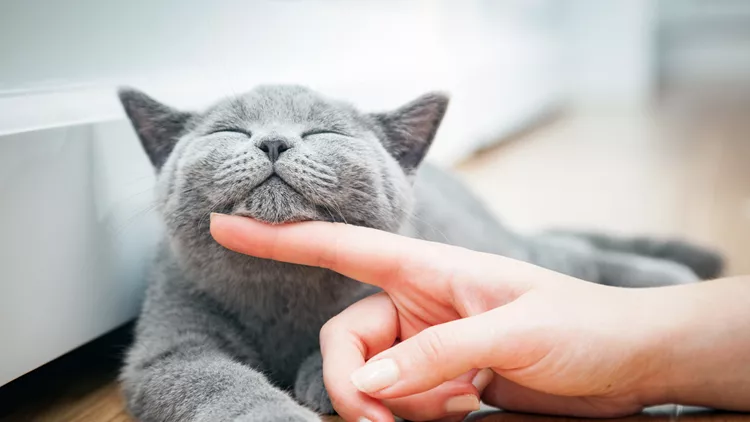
[119,85,448,240]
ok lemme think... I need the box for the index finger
[209,213,451,288]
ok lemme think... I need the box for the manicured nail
[350,359,400,393]
[445,394,480,414]
[471,368,494,392]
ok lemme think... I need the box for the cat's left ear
[371,92,449,172]
[118,87,196,170]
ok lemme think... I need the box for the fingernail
[358,418,373,422]
[471,368,494,392]
[210,212,231,223]
[445,394,480,414]
[350,359,400,393]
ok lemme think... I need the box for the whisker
[325,195,349,225]
[70,200,159,281]
[108,203,159,238]
[108,186,156,210]
[345,185,450,243]
[296,176,340,223]
[120,174,157,189]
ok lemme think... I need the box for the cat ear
[118,87,195,170]
[371,92,449,172]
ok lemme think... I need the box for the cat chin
[231,206,320,225]
[232,211,315,225]
[231,176,325,225]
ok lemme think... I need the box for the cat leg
[525,235,602,282]
[294,351,335,414]
[593,250,699,288]
[545,230,724,279]
[527,235,697,287]
[121,285,320,422]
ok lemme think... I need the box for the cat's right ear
[118,88,195,170]
[371,92,449,174]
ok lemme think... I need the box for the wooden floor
[1,91,749,421]
[457,93,750,276]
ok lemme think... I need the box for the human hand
[209,215,678,422]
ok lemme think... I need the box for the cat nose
[258,139,291,163]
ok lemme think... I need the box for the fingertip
[209,212,241,250]
[366,402,397,422]
[453,369,480,383]
[471,368,495,393]
[380,380,480,421]
[208,211,226,236]
[444,393,480,414]
[337,393,394,422]
[208,212,247,244]
[208,213,280,259]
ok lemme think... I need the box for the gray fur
[543,230,724,280]
[118,85,721,421]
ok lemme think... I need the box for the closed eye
[207,128,252,137]
[301,129,351,138]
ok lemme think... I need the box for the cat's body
[118,85,721,422]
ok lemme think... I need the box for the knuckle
[315,249,336,270]
[319,318,335,338]
[414,327,448,367]
[319,318,339,345]
[317,224,343,270]
[319,315,367,359]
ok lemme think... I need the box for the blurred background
[0,0,749,420]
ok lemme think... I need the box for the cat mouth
[260,173,304,196]
[231,175,320,224]
[231,210,315,225]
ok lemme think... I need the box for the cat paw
[294,352,335,414]
[295,375,334,414]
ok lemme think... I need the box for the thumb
[350,304,534,399]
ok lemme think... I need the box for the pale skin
[210,214,750,422]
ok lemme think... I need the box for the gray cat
[118,85,722,422]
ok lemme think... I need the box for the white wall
[562,0,657,106]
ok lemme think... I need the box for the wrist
[632,279,750,410]
[628,285,697,405]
